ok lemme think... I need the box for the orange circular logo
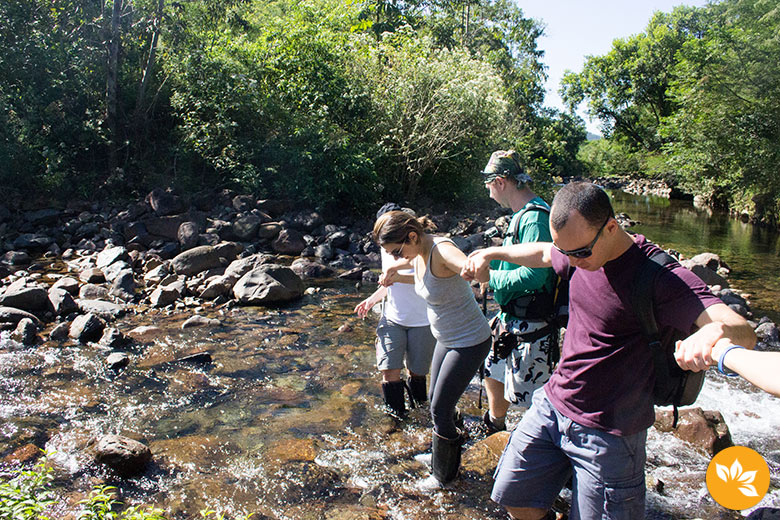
[706,446,770,510]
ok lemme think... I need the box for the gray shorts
[492,388,647,519]
[375,317,436,374]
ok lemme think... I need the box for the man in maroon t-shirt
[463,182,756,520]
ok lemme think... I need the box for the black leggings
[429,337,492,439]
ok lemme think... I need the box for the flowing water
[0,191,778,519]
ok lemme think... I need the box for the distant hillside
[586,132,602,141]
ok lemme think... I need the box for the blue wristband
[717,344,745,376]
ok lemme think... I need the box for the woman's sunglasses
[390,240,406,259]
[552,216,611,259]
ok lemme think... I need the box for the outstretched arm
[354,286,387,318]
[675,303,757,372]
[462,242,554,283]
[710,338,780,397]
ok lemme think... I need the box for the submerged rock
[654,407,732,457]
[94,434,151,477]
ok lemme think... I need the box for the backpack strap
[630,249,681,424]
[505,203,549,244]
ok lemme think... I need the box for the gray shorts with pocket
[375,316,436,374]
[492,387,647,519]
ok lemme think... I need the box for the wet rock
[127,325,163,342]
[145,188,184,216]
[233,264,304,305]
[171,245,222,276]
[680,257,729,288]
[76,299,126,319]
[755,320,780,344]
[3,443,43,465]
[48,287,79,316]
[264,461,344,505]
[272,228,306,255]
[2,250,31,265]
[49,322,70,341]
[12,317,38,345]
[51,276,80,294]
[69,313,106,343]
[94,434,152,477]
[314,243,333,261]
[0,286,50,312]
[654,408,732,456]
[106,352,130,370]
[99,327,128,349]
[267,438,318,463]
[462,431,511,477]
[182,315,220,328]
[150,286,180,308]
[177,351,212,364]
[177,221,200,251]
[79,268,105,284]
[79,283,110,300]
[290,258,336,279]
[338,267,364,281]
[96,246,129,269]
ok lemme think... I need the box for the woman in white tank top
[373,210,491,487]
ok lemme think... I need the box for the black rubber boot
[431,431,463,484]
[406,375,428,407]
[382,381,407,418]
[482,410,507,435]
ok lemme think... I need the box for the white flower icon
[715,458,759,497]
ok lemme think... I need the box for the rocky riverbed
[1,189,779,519]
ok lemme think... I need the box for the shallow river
[0,191,778,519]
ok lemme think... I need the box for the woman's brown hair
[372,211,435,246]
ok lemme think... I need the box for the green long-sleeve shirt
[489,197,555,318]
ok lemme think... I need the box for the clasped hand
[460,249,492,283]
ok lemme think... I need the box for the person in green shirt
[480,150,557,433]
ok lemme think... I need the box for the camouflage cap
[481,150,532,184]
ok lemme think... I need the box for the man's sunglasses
[552,216,611,259]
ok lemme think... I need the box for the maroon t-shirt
[546,235,722,436]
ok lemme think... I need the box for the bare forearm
[712,343,780,398]
[482,243,553,269]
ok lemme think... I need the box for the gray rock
[13,233,55,251]
[49,322,70,341]
[94,434,151,477]
[79,268,105,284]
[150,286,179,307]
[233,264,304,305]
[110,270,136,301]
[102,261,132,283]
[171,245,222,276]
[682,262,729,288]
[232,214,263,241]
[51,276,79,295]
[24,208,61,226]
[12,318,38,345]
[232,194,256,212]
[0,286,50,312]
[143,215,185,240]
[0,306,40,327]
[290,210,324,232]
[755,321,780,344]
[213,242,242,262]
[79,284,110,301]
[2,251,31,265]
[48,287,79,316]
[99,327,128,349]
[143,263,169,285]
[75,299,126,319]
[199,277,234,299]
[106,352,130,371]
[315,243,334,261]
[182,315,220,329]
[96,246,129,269]
[69,313,105,343]
[327,230,350,250]
[225,254,274,279]
[290,258,336,279]
[272,228,306,255]
[177,221,200,251]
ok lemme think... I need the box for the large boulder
[48,287,79,316]
[232,214,265,241]
[654,407,733,456]
[96,246,130,269]
[145,188,184,216]
[177,221,200,251]
[171,245,222,276]
[0,306,40,327]
[272,228,306,255]
[94,435,152,477]
[69,313,106,343]
[233,264,304,305]
[0,286,50,312]
[290,258,336,279]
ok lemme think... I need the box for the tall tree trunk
[134,0,164,129]
[106,0,122,176]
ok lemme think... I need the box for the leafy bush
[0,457,55,520]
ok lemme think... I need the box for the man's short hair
[550,182,614,231]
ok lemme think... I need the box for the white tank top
[381,249,429,327]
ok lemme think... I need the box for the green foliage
[0,457,55,520]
